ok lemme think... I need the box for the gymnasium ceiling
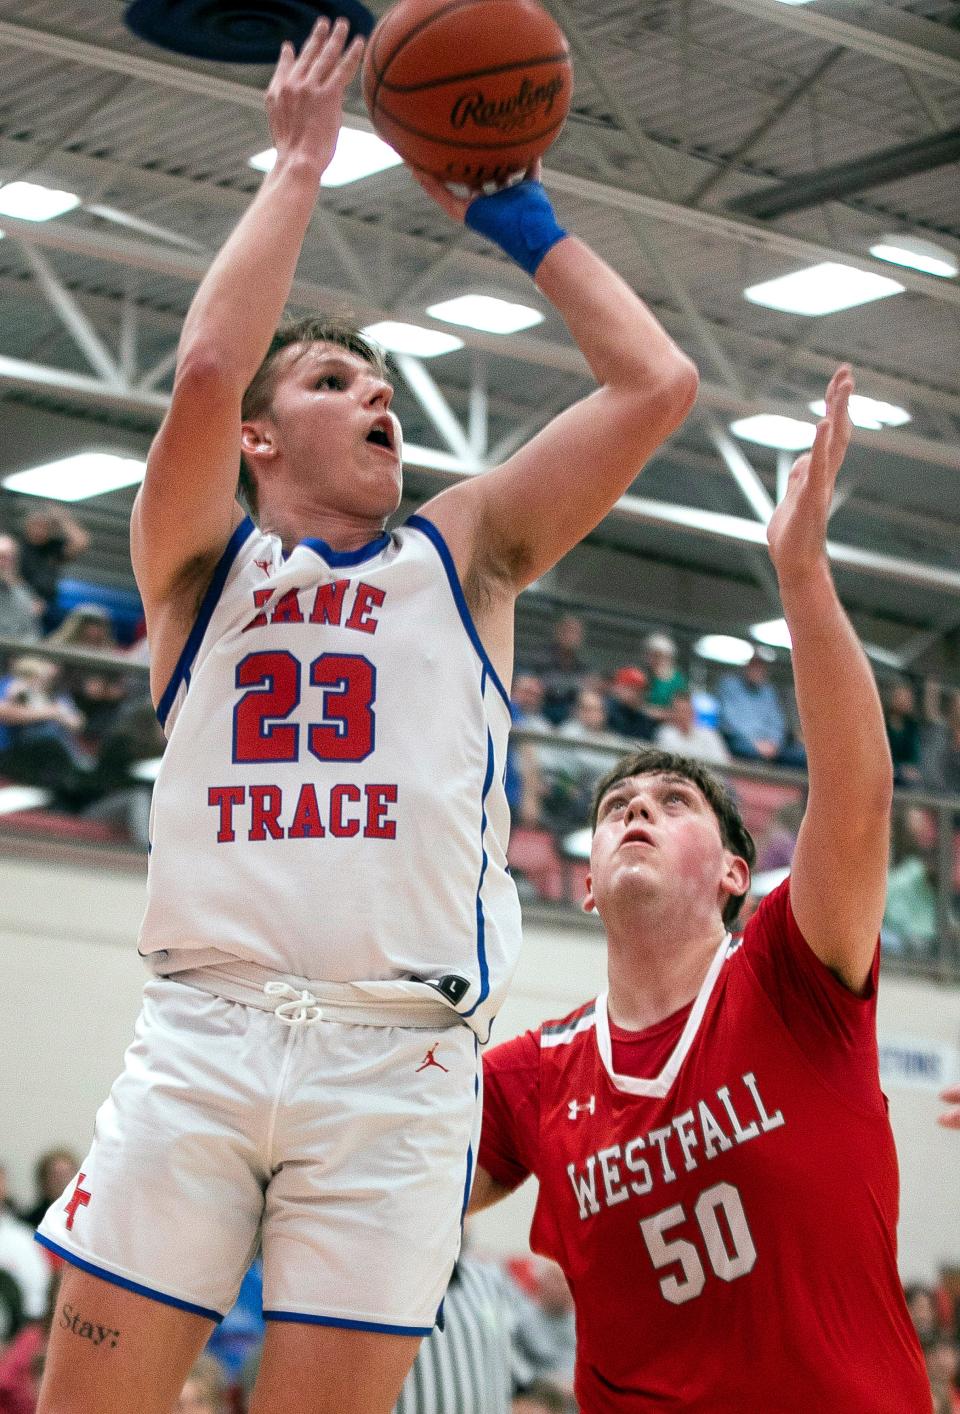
[0,0,959,678]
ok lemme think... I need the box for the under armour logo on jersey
[416,1043,449,1074]
[568,1096,596,1120]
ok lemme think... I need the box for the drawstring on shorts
[264,981,324,1026]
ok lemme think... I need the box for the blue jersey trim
[263,1309,432,1336]
[34,1234,223,1322]
[462,729,494,1021]
[156,515,256,729]
[404,514,511,710]
[299,532,391,567]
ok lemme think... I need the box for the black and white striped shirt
[395,1258,528,1414]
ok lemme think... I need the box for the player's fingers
[309,15,350,83]
[940,1085,960,1102]
[335,34,365,88]
[937,1109,960,1129]
[268,38,295,92]
[297,14,332,69]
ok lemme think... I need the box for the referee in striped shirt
[394,1256,529,1414]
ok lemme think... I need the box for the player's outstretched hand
[938,1085,960,1129]
[409,159,543,223]
[766,365,854,582]
[265,17,364,178]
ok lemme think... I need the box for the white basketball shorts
[36,974,481,1333]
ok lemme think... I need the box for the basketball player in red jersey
[35,16,698,1414]
[474,368,932,1413]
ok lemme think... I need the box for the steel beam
[393,354,474,463]
[708,0,960,86]
[12,240,120,384]
[0,26,958,310]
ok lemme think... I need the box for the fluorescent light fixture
[744,262,904,316]
[426,294,544,334]
[0,180,80,221]
[250,128,402,186]
[0,785,51,814]
[730,414,816,451]
[870,234,958,279]
[751,617,792,650]
[694,634,755,666]
[3,452,146,501]
[361,321,463,358]
[809,393,910,430]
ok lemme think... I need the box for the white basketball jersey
[139,513,522,1039]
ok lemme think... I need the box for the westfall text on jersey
[567,1070,785,1221]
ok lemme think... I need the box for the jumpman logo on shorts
[416,1043,449,1073]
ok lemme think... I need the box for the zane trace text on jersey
[139,513,522,1038]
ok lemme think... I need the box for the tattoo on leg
[59,1302,121,1350]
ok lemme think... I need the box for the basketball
[362,0,572,192]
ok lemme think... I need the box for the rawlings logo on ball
[450,75,566,135]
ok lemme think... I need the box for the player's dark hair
[238,316,390,518]
[590,747,756,927]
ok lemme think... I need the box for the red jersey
[480,881,930,1413]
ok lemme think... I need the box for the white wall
[1,849,958,1281]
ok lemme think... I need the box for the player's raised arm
[131,18,363,612]
[768,367,893,993]
[412,172,698,589]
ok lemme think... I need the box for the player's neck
[260,496,388,556]
[604,905,726,1033]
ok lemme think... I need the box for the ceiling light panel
[744,262,904,316]
[3,452,146,501]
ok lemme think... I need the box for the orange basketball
[362,0,572,192]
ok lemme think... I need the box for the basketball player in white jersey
[35,19,697,1414]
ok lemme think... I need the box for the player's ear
[581,871,596,914]
[720,854,751,913]
[240,421,278,461]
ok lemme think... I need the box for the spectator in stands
[174,1354,229,1414]
[532,614,589,726]
[882,806,939,955]
[16,507,89,632]
[716,650,806,767]
[47,605,129,744]
[507,673,554,826]
[20,1149,80,1232]
[605,666,654,742]
[0,1271,58,1414]
[921,685,960,796]
[642,632,686,719]
[0,656,90,803]
[906,1284,943,1345]
[79,697,166,848]
[884,680,923,787]
[925,1335,960,1414]
[0,536,41,647]
[0,1179,50,1322]
[654,689,730,766]
[511,1260,576,1396]
[555,687,621,827]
